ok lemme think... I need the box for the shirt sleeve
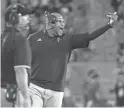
[14,35,32,69]
[71,24,111,49]
[71,32,90,49]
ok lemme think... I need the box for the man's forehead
[51,13,64,19]
[57,17,64,21]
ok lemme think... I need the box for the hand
[23,98,31,107]
[107,12,118,26]
[86,100,93,107]
[15,97,31,107]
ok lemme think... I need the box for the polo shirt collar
[43,29,64,39]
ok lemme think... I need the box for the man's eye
[58,20,64,23]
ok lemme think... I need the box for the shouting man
[28,12,118,107]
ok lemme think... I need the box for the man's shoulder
[4,30,24,41]
[14,31,26,41]
[63,30,74,40]
[28,30,43,41]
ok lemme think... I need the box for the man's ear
[49,23,56,28]
[46,23,56,29]
[46,23,50,29]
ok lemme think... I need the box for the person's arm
[86,12,118,41]
[14,34,31,106]
[71,24,111,49]
[71,12,118,49]
[14,67,29,98]
[87,24,112,41]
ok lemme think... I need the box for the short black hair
[4,3,31,22]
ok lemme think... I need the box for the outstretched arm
[71,12,118,49]
[88,12,118,41]
[87,24,111,41]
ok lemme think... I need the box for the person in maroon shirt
[28,12,118,107]
[1,4,31,107]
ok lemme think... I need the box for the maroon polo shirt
[28,24,111,91]
[1,27,31,85]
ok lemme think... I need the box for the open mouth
[59,27,64,31]
[59,29,63,34]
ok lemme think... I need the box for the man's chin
[58,34,62,37]
[58,32,63,36]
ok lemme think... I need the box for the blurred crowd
[111,0,124,67]
[63,0,124,107]
[2,0,124,107]
[63,67,124,107]
[3,0,124,35]
[6,0,75,34]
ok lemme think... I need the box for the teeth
[59,29,63,33]
[60,28,63,30]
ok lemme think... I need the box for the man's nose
[61,22,65,27]
[28,17,31,22]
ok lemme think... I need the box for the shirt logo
[37,38,42,41]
